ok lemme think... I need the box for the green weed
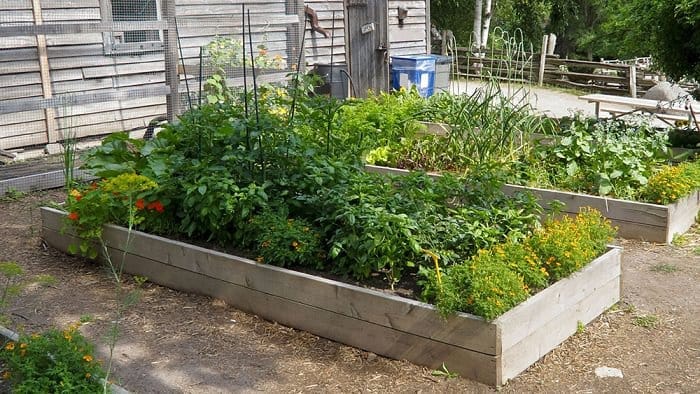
[633,314,659,329]
[432,363,458,379]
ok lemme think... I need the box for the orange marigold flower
[4,342,14,351]
[83,354,93,362]
[67,212,79,221]
[135,199,145,210]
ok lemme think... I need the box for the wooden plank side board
[364,165,699,244]
[495,247,621,350]
[500,275,620,382]
[40,223,501,385]
[42,207,622,386]
[666,190,700,244]
[90,216,499,356]
[500,184,668,227]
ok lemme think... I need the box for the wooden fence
[452,46,661,97]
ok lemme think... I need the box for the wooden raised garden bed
[41,207,621,387]
[365,165,700,244]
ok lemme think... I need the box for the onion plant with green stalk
[59,107,78,191]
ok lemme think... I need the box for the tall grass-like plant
[381,79,549,172]
[59,107,78,191]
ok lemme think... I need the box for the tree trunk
[472,0,482,50]
[480,0,493,49]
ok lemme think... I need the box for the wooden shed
[0,0,431,155]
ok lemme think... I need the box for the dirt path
[1,186,699,393]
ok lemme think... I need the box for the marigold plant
[421,208,616,320]
[527,208,616,282]
[641,162,700,204]
[64,174,167,257]
[0,323,106,393]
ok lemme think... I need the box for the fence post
[162,0,181,123]
[629,65,637,98]
[538,35,548,86]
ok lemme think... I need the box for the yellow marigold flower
[83,354,93,362]
[19,343,27,349]
[256,256,264,263]
[30,333,40,339]
[4,342,14,351]
[85,373,91,379]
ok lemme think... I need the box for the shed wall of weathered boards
[0,0,430,152]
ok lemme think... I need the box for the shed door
[345,0,389,97]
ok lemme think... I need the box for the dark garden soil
[1,190,698,393]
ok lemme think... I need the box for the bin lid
[390,55,435,61]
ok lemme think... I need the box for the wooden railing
[451,46,659,97]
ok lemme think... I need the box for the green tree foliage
[598,0,700,80]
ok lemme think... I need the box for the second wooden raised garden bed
[365,164,700,244]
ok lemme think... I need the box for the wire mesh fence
[0,0,302,195]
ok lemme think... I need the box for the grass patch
[650,263,679,274]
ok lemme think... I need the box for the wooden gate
[345,0,389,97]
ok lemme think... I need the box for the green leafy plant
[530,115,668,199]
[242,208,323,269]
[0,323,106,393]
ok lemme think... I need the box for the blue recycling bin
[390,55,436,98]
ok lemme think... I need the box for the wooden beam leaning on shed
[31,0,62,153]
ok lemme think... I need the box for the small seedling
[650,263,679,274]
[576,320,585,334]
[671,234,688,247]
[693,246,700,256]
[633,314,659,329]
[431,363,458,379]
